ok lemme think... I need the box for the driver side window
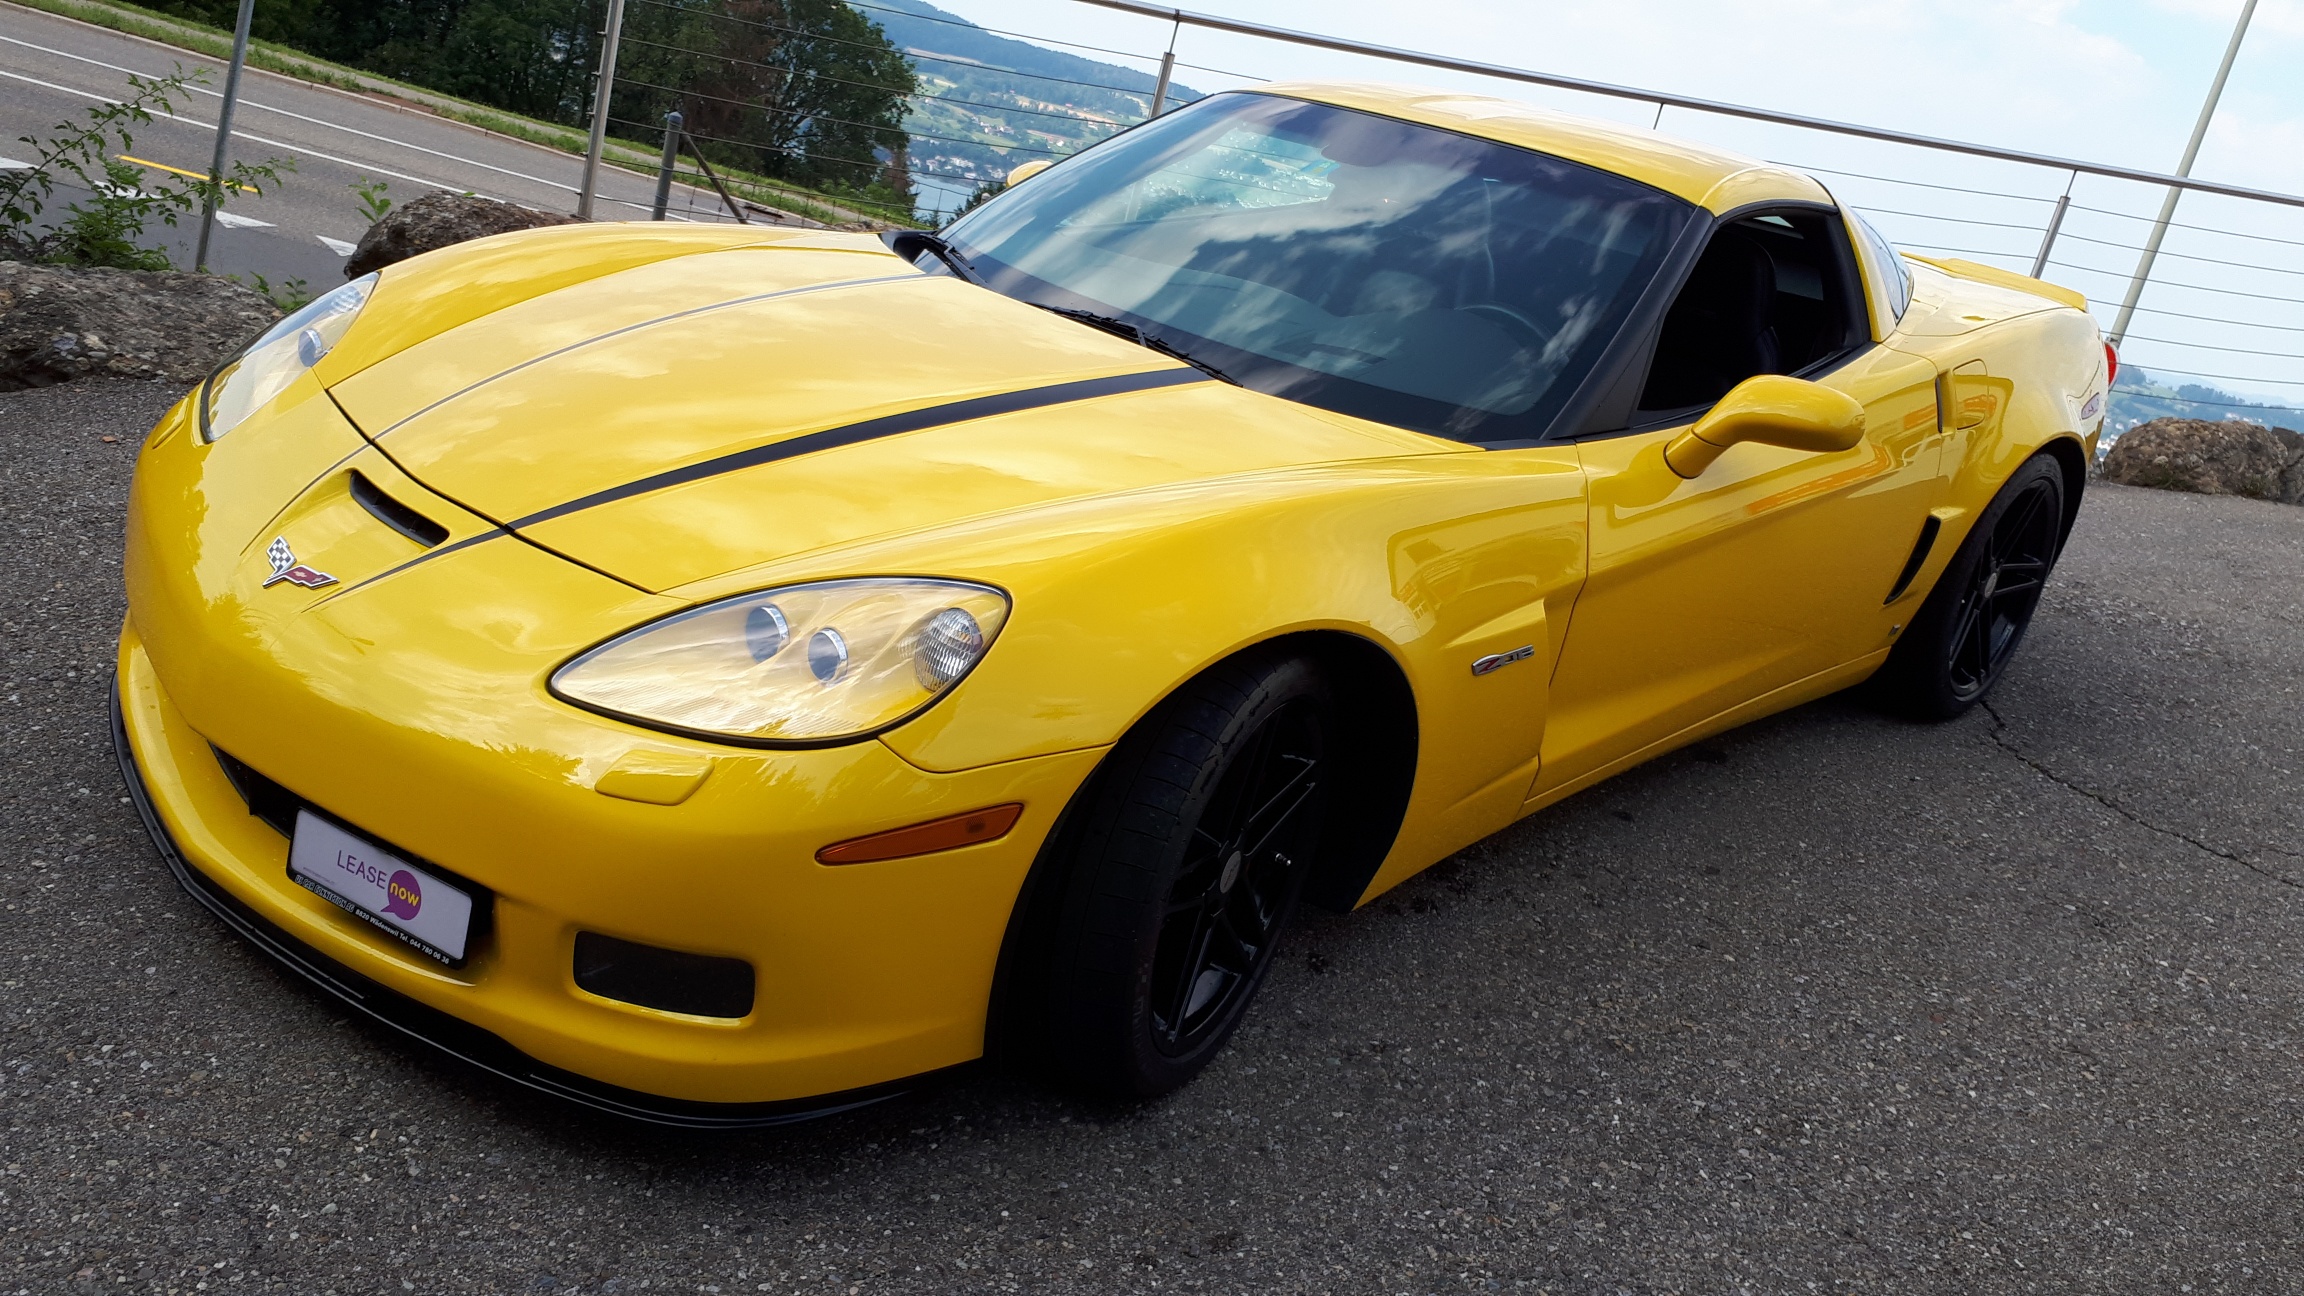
[1638,210,1866,414]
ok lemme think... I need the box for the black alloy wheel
[1875,453,2068,720]
[1002,651,1332,1098]
[1944,472,2062,699]
[1148,698,1323,1055]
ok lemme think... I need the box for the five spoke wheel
[1150,702,1322,1054]
[1945,473,2061,699]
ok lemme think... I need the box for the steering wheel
[1460,302,1552,351]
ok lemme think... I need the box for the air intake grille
[575,932,755,1020]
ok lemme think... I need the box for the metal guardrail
[1069,0,2304,215]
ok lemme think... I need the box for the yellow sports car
[115,83,2109,1125]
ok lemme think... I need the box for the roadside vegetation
[23,0,925,225]
[0,67,290,273]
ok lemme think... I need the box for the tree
[136,0,916,207]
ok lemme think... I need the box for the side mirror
[1663,375,1866,479]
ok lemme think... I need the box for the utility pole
[2109,0,2257,348]
[576,0,630,221]
[193,0,254,273]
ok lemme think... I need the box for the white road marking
[0,155,29,170]
[0,66,470,193]
[3,33,584,196]
[316,234,356,256]
[212,209,272,229]
[0,60,709,219]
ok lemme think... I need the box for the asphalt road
[4,378,2303,1295]
[0,3,757,288]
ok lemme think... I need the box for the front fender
[678,449,1591,894]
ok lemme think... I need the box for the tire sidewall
[1885,454,2066,719]
[1042,652,1332,1098]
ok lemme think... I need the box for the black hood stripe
[370,272,923,441]
[505,366,1211,532]
[310,367,1210,600]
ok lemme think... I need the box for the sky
[904,0,2304,409]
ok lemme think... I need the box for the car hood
[330,241,1454,592]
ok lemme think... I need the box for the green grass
[5,0,922,228]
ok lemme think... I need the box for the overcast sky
[912,0,2304,406]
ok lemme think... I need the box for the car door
[1532,205,1941,802]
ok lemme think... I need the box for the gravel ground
[4,379,2302,1295]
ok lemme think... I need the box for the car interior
[1637,210,1867,415]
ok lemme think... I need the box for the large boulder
[0,260,280,391]
[2100,417,2304,505]
[343,191,578,278]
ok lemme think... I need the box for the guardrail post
[652,111,682,220]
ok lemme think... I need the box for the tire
[1873,453,2067,720]
[1010,650,1332,1099]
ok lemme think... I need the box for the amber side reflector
[815,803,1024,865]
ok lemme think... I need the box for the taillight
[2104,340,2119,386]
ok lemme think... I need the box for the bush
[0,68,289,270]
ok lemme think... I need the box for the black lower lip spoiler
[110,678,959,1131]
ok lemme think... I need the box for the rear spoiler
[1905,254,2089,313]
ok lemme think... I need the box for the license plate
[288,810,475,965]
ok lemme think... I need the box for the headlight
[201,273,378,441]
[550,578,1011,745]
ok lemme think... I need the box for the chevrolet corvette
[115,82,2109,1125]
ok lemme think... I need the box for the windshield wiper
[886,230,983,285]
[1035,306,1240,386]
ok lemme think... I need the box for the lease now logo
[382,869,423,920]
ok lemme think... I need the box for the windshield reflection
[943,92,1694,442]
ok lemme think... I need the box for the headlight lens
[551,579,1011,745]
[201,273,378,440]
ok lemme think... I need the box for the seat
[1641,227,1782,411]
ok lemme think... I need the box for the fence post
[193,0,255,273]
[652,111,682,220]
[2110,0,2257,346]
[1150,50,1175,117]
[2030,178,2073,279]
[576,0,629,221]
[1149,16,1179,117]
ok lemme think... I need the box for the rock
[2100,417,2304,505]
[0,260,280,391]
[343,191,578,278]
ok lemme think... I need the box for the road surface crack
[1978,699,2301,891]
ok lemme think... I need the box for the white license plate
[287,809,475,965]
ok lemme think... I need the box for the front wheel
[1874,453,2067,720]
[1014,651,1331,1099]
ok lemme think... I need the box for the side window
[1638,210,1867,414]
[1848,208,1912,325]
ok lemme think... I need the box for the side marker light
[816,803,1025,865]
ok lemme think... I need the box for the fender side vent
[1885,514,1943,604]
[350,472,449,548]
[575,932,755,1019]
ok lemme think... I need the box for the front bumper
[115,623,1102,1117]
[118,378,1109,1118]
[112,680,925,1128]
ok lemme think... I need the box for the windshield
[941,92,1696,442]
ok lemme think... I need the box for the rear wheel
[1014,651,1330,1099]
[1875,454,2066,720]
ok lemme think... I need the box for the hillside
[2107,368,2302,440]
[849,0,1199,210]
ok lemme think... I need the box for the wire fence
[590,3,2304,429]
